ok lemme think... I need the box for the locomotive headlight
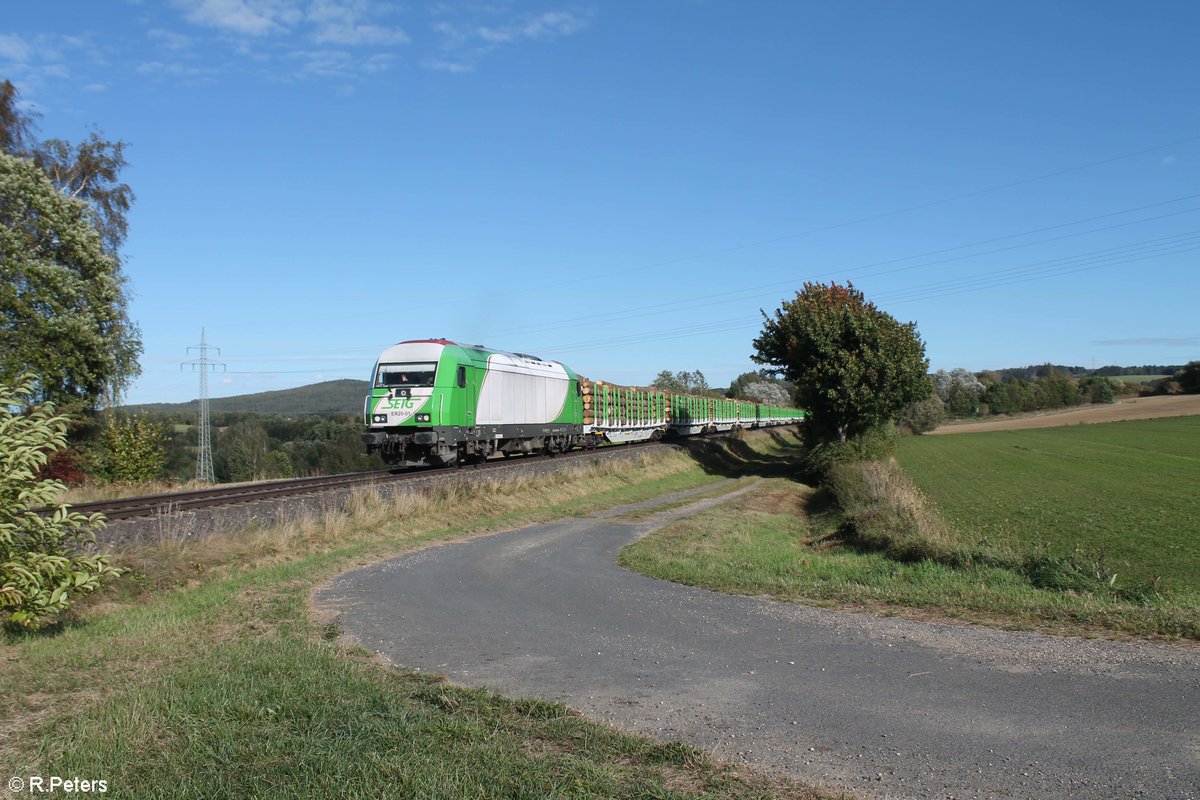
[415,413,431,423]
[372,414,388,423]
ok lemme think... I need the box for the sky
[4,1,1199,405]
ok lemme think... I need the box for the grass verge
[2,443,834,799]
[621,434,1199,640]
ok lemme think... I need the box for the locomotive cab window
[456,366,467,388]
[376,363,437,388]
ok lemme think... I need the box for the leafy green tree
[31,133,135,256]
[1174,361,1200,393]
[0,376,121,629]
[99,415,166,483]
[0,80,140,410]
[2,81,133,255]
[1035,371,1080,408]
[220,440,258,483]
[1077,375,1118,404]
[945,382,980,417]
[215,421,274,482]
[0,81,34,153]
[752,282,930,445]
[0,152,141,407]
[269,449,295,479]
[651,369,711,394]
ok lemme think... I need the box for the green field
[1112,374,1170,384]
[895,416,1200,591]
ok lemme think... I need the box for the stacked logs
[580,378,672,427]
[582,377,594,426]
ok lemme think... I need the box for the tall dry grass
[112,451,701,592]
[827,458,963,564]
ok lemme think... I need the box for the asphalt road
[315,483,1200,800]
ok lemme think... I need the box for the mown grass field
[895,416,1200,591]
[2,444,833,800]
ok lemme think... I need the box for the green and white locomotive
[362,339,585,467]
[363,338,806,468]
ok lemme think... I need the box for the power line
[533,232,1200,356]
[475,133,1200,297]
[475,195,1200,341]
[299,131,1200,325]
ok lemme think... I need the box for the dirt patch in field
[930,393,1200,434]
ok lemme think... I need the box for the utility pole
[182,329,224,483]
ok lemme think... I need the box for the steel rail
[43,469,402,521]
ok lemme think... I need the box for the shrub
[897,393,944,434]
[39,449,89,486]
[99,414,167,483]
[804,423,898,476]
[0,376,121,629]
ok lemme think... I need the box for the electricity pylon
[183,329,224,483]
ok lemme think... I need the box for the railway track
[58,469,405,521]
[48,441,669,522]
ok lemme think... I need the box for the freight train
[361,339,805,468]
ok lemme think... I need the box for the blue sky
[4,1,1199,404]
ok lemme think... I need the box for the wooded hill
[124,379,369,417]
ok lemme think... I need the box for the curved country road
[314,483,1200,799]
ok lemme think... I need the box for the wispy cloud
[136,60,220,83]
[477,11,588,43]
[1093,337,1199,347]
[148,27,197,51]
[9,1,590,93]
[426,6,593,73]
[170,0,409,45]
[0,34,32,63]
[308,0,410,45]
[0,32,112,97]
[421,56,474,74]
[163,0,410,80]
[174,0,302,36]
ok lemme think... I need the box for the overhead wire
[533,231,1200,355]
[475,196,1200,340]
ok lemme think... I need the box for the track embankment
[89,442,672,549]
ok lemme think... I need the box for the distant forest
[898,361,1199,434]
[986,364,1183,381]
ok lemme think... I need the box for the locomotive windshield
[375,362,437,388]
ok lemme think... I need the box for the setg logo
[383,397,416,411]
[377,394,426,425]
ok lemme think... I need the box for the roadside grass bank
[621,426,1199,640]
[2,438,835,799]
